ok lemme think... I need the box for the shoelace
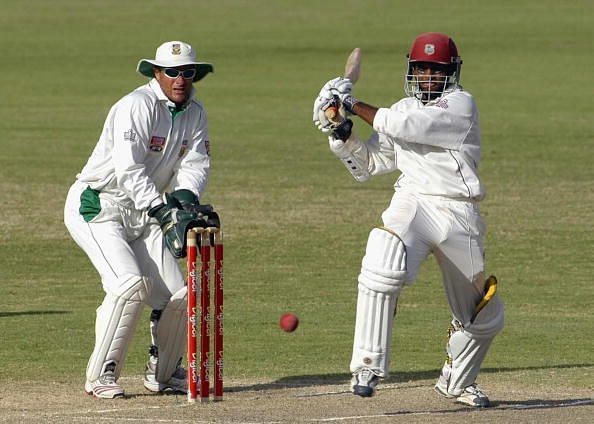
[464,384,485,396]
[358,369,376,385]
[98,373,117,385]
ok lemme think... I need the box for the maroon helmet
[404,32,462,101]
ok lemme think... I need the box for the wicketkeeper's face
[154,65,196,105]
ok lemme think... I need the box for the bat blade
[343,48,361,84]
[326,48,362,122]
[469,275,498,324]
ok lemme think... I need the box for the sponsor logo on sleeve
[149,136,166,152]
[205,140,211,156]
[124,129,138,142]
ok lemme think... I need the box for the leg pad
[350,227,407,377]
[86,276,151,381]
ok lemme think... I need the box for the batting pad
[154,286,187,382]
[86,276,151,381]
[441,297,504,395]
[350,285,397,376]
[358,227,407,294]
[350,227,407,376]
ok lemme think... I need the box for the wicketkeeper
[312,33,504,407]
[64,41,220,398]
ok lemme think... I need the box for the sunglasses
[161,68,197,80]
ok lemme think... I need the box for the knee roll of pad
[358,227,407,294]
[106,274,152,302]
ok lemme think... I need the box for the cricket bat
[325,48,362,123]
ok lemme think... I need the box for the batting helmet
[404,33,462,101]
[408,32,461,66]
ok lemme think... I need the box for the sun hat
[137,41,213,82]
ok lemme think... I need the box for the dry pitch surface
[1,376,592,424]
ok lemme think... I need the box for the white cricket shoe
[85,371,124,399]
[350,368,379,397]
[435,375,491,407]
[143,358,188,393]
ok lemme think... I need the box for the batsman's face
[154,66,195,105]
[412,63,448,93]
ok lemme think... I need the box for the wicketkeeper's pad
[86,276,151,381]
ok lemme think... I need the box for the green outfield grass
[0,0,592,394]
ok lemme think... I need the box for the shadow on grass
[0,310,70,317]
[227,363,594,393]
[492,398,593,409]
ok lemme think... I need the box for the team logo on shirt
[149,136,166,152]
[424,44,435,55]
[434,98,449,109]
[179,139,189,157]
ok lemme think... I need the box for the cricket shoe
[350,368,379,397]
[434,375,491,407]
[143,358,188,394]
[85,371,124,399]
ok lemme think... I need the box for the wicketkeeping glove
[169,189,200,211]
[148,194,206,259]
[169,189,221,228]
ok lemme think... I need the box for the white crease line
[69,418,282,424]
[296,383,426,398]
[68,418,189,423]
[94,406,163,413]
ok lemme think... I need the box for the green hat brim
[137,60,214,82]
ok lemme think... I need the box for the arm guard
[328,135,370,182]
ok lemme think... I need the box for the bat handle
[324,106,343,124]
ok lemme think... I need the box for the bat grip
[324,106,343,124]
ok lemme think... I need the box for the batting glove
[313,80,340,134]
[329,77,353,99]
[329,78,358,114]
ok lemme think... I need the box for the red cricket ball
[279,312,299,332]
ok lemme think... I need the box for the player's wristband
[332,119,353,141]
[342,96,359,115]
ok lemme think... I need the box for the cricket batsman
[64,41,219,398]
[312,33,504,407]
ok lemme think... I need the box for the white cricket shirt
[365,88,484,200]
[76,79,210,210]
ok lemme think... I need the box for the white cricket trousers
[64,181,185,310]
[382,189,487,322]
